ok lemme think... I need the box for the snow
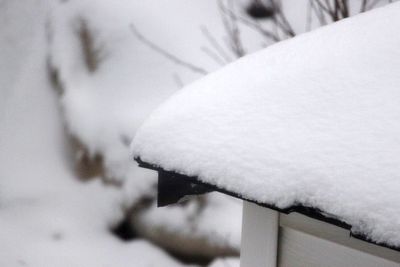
[132,2,400,248]
[0,1,193,266]
[47,0,251,257]
[208,257,240,267]
[48,0,264,184]
[132,193,242,257]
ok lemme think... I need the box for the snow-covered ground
[0,1,194,266]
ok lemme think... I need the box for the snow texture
[48,0,249,255]
[0,1,191,266]
[208,257,239,267]
[133,192,242,256]
[133,3,400,247]
[48,0,264,184]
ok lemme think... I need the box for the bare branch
[360,0,368,12]
[218,0,246,58]
[314,0,335,19]
[220,1,280,42]
[200,26,232,63]
[366,0,386,10]
[130,24,208,75]
[339,0,349,18]
[311,0,328,25]
[269,0,296,37]
[201,46,226,66]
[172,73,184,89]
[306,0,313,31]
[76,18,104,73]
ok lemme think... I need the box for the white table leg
[240,201,279,267]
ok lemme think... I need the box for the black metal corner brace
[157,170,213,207]
[135,157,400,252]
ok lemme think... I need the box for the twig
[220,1,280,42]
[314,0,334,18]
[311,0,328,25]
[360,0,370,12]
[228,0,246,57]
[172,73,184,88]
[130,24,208,75]
[200,25,232,63]
[218,0,246,58]
[366,0,385,10]
[77,18,104,73]
[201,46,226,66]
[269,0,296,37]
[306,0,313,31]
[339,0,349,18]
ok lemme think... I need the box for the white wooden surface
[240,201,279,267]
[278,227,400,267]
[280,212,400,263]
[239,201,400,267]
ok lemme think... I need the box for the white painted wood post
[240,201,279,267]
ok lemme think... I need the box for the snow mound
[132,3,400,247]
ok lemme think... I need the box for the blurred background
[0,0,394,266]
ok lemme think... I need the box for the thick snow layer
[133,3,400,247]
[0,1,189,266]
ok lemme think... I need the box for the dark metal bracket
[136,157,400,252]
[157,170,213,207]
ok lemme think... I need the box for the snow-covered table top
[132,3,400,249]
